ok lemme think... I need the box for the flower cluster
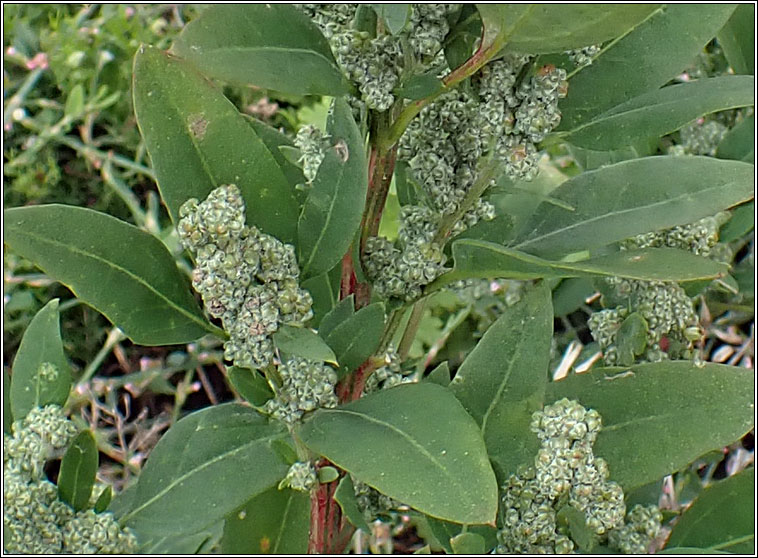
[607,505,663,554]
[364,346,414,393]
[294,124,330,183]
[621,213,730,257]
[566,45,601,68]
[178,184,313,370]
[280,461,318,492]
[262,356,338,427]
[3,404,136,554]
[495,399,661,554]
[669,119,729,157]
[353,477,403,523]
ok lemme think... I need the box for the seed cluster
[178,185,313,370]
[565,45,602,68]
[280,461,318,492]
[3,404,136,554]
[353,477,403,523]
[364,346,414,393]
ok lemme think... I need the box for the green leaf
[426,362,451,387]
[717,4,754,75]
[300,383,498,525]
[552,278,596,318]
[138,523,223,554]
[4,205,220,345]
[172,5,349,96]
[720,201,755,243]
[423,516,499,555]
[64,83,85,117]
[301,263,341,329]
[370,4,411,34]
[450,282,551,481]
[298,98,368,279]
[94,486,112,514]
[318,295,355,340]
[565,76,755,150]
[10,299,72,419]
[434,241,728,288]
[546,362,754,490]
[120,403,289,537]
[3,369,12,433]
[273,325,338,365]
[614,312,649,367]
[557,505,595,552]
[322,302,385,376]
[559,5,738,130]
[394,160,419,207]
[246,117,307,190]
[397,72,445,100]
[57,429,98,512]
[334,475,371,532]
[717,115,755,163]
[666,469,754,553]
[511,157,754,258]
[221,486,309,554]
[227,366,273,406]
[475,4,657,53]
[657,548,732,555]
[450,532,486,554]
[133,45,298,244]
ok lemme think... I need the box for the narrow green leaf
[299,383,499,525]
[560,5,738,130]
[717,115,755,163]
[172,5,349,95]
[323,302,385,376]
[10,299,72,419]
[334,475,371,532]
[4,206,220,345]
[94,486,112,513]
[666,469,754,553]
[426,362,451,387]
[552,278,596,318]
[546,362,754,490]
[273,325,338,365]
[301,263,341,329]
[394,160,419,207]
[476,4,657,53]
[3,369,12,433]
[318,295,355,340]
[511,157,754,258]
[133,45,298,244]
[614,312,649,367]
[720,201,755,243]
[435,241,728,288]
[298,98,368,279]
[397,72,445,100]
[227,367,273,406]
[64,83,85,117]
[246,117,307,190]
[557,505,595,552]
[450,532,486,554]
[120,403,289,537]
[222,486,310,554]
[58,429,98,512]
[566,76,755,150]
[370,4,411,35]
[717,4,754,75]
[450,282,551,481]
[137,524,223,554]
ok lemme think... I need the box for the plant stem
[398,298,428,361]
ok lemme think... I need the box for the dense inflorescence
[363,346,415,393]
[353,477,403,523]
[607,505,664,554]
[178,185,313,370]
[566,45,602,68]
[494,399,661,554]
[262,356,338,427]
[280,461,318,492]
[4,404,136,554]
[669,119,729,157]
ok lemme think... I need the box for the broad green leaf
[120,403,289,536]
[57,429,98,512]
[450,282,551,480]
[666,469,754,553]
[323,302,385,376]
[94,486,112,513]
[717,115,755,163]
[172,5,349,96]
[133,46,298,244]
[298,98,368,279]
[450,532,486,554]
[10,299,72,419]
[546,362,754,490]
[426,362,451,386]
[299,383,498,525]
[565,76,755,150]
[334,475,371,532]
[227,367,273,406]
[370,4,411,34]
[246,117,307,190]
[717,4,755,75]
[434,241,728,288]
[720,201,755,243]
[475,4,657,53]
[511,157,754,258]
[222,486,310,554]
[273,325,338,365]
[567,141,653,172]
[318,295,355,340]
[4,206,220,345]
[560,5,738,130]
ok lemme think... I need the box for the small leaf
[720,201,755,243]
[4,206,221,345]
[273,325,338,365]
[552,278,596,318]
[94,486,113,514]
[370,4,411,34]
[426,362,450,387]
[299,383,499,525]
[247,118,307,189]
[717,4,754,76]
[666,469,754,554]
[172,5,349,95]
[58,429,98,512]
[318,295,355,340]
[317,466,339,483]
[717,115,755,163]
[557,505,595,552]
[227,367,273,406]
[301,263,341,329]
[64,84,85,117]
[614,312,649,367]
[323,302,385,377]
[221,486,310,554]
[334,475,370,532]
[10,299,72,420]
[450,532,486,554]
[397,72,445,100]
[394,160,419,207]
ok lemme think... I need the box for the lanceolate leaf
[298,98,368,279]
[559,4,738,130]
[4,206,220,345]
[226,367,273,406]
[300,383,498,525]
[9,299,72,419]
[717,4,755,76]
[57,429,98,512]
[273,325,338,365]
[120,404,289,537]
[133,46,298,244]
[334,475,370,532]
[172,5,349,95]
[322,302,385,377]
[565,76,755,150]
[246,117,307,191]
[511,157,754,258]
[545,362,754,490]
[717,115,755,163]
[450,283,551,481]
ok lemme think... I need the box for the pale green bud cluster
[262,356,338,427]
[353,477,402,523]
[607,505,663,554]
[669,119,729,157]
[3,404,136,554]
[408,4,457,60]
[364,346,414,393]
[294,124,330,183]
[566,45,601,67]
[280,461,318,492]
[178,185,313,370]
[621,213,729,257]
